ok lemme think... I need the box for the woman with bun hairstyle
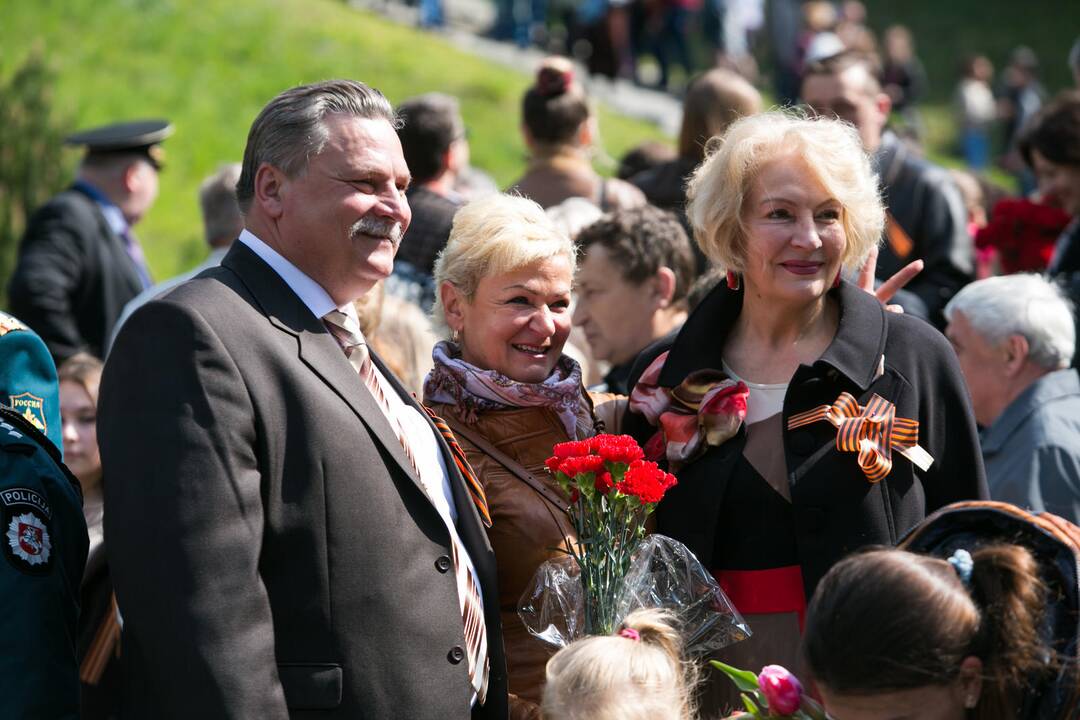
[542,609,698,720]
[804,545,1060,720]
[509,56,645,211]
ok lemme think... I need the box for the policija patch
[1,487,52,574]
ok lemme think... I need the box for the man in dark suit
[98,80,507,719]
[8,120,171,363]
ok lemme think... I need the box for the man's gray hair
[235,79,397,212]
[199,163,243,245]
[944,274,1076,369]
[1069,36,1080,74]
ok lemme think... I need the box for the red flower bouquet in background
[544,434,677,635]
[975,197,1070,275]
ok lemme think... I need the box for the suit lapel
[221,243,431,501]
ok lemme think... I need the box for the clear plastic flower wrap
[519,534,751,655]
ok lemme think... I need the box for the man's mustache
[350,215,403,248]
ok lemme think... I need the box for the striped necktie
[422,407,492,529]
[323,309,489,703]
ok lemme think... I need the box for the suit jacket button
[448,646,465,664]
[435,555,452,573]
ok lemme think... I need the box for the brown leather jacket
[426,391,625,720]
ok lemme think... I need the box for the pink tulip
[758,665,803,716]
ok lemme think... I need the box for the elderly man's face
[801,66,889,152]
[277,114,411,305]
[945,311,1007,426]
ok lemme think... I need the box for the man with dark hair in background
[802,51,972,327]
[390,92,469,310]
[8,120,172,362]
[573,205,696,394]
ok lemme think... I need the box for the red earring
[726,271,740,291]
[832,271,842,289]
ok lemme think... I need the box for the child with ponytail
[803,544,1061,720]
[541,609,698,720]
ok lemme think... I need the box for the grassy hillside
[1,0,665,278]
[863,1,1079,102]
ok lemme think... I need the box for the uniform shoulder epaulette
[0,314,29,337]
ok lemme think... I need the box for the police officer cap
[66,119,173,170]
[0,313,64,456]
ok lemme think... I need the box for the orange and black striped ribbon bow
[787,392,933,483]
[422,406,492,528]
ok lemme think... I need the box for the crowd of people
[2,15,1080,720]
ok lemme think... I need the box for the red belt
[713,565,807,631]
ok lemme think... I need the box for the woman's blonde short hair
[431,193,576,336]
[541,609,697,720]
[686,110,884,274]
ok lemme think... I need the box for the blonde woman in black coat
[624,111,988,706]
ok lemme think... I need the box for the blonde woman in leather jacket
[424,193,623,720]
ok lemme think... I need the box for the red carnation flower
[544,455,563,474]
[589,434,646,465]
[559,454,606,478]
[553,440,591,459]
[594,470,614,494]
[617,459,676,504]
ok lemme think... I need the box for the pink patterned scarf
[424,341,590,439]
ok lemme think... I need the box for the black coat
[7,186,145,362]
[625,281,989,598]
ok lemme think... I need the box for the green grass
[861,0,1080,190]
[1,0,666,279]
[863,0,1079,103]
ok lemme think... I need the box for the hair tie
[948,548,974,586]
[618,628,641,642]
[536,66,573,97]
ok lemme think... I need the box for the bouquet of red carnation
[542,433,677,635]
[975,197,1070,274]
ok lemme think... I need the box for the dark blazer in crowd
[625,281,989,599]
[874,132,974,326]
[8,186,145,362]
[396,185,461,277]
[98,242,508,719]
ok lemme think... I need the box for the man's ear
[873,91,893,129]
[653,267,677,309]
[121,161,144,193]
[254,163,287,219]
[1002,334,1031,376]
[440,280,467,334]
